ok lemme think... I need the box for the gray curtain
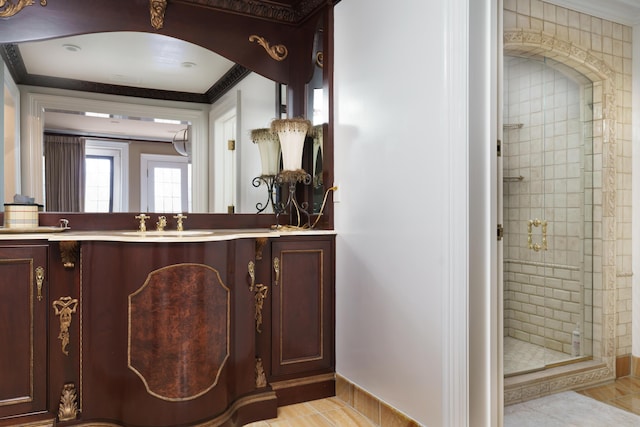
[44,134,85,212]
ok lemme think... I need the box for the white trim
[468,0,501,425]
[3,63,21,203]
[444,0,469,425]
[22,92,208,210]
[85,139,130,212]
[209,91,239,213]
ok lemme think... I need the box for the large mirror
[12,32,291,214]
[0,1,330,218]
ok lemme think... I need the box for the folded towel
[13,194,35,204]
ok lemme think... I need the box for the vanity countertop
[0,227,336,242]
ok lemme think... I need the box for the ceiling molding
[0,43,251,104]
[175,0,326,24]
[206,64,251,104]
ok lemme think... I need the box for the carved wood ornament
[149,0,167,30]
[59,241,79,269]
[58,383,79,421]
[249,35,289,61]
[0,0,46,18]
[53,296,79,356]
[255,358,267,388]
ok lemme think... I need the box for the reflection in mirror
[43,113,190,213]
[311,125,324,213]
[11,32,282,214]
[308,28,325,214]
[3,65,20,206]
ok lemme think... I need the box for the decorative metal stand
[274,170,312,228]
[252,175,278,213]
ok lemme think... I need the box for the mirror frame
[0,0,335,230]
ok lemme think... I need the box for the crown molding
[176,0,326,24]
[0,44,251,104]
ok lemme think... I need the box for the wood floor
[245,376,640,426]
[578,376,640,416]
[243,397,379,427]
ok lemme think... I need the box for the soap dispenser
[572,323,581,357]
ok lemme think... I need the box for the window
[84,140,129,212]
[141,154,190,213]
[85,155,113,212]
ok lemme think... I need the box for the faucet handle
[135,214,150,232]
[156,215,167,231]
[173,213,187,231]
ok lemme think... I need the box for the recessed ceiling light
[181,61,197,68]
[62,44,81,52]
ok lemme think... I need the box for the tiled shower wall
[504,0,633,360]
[503,56,593,356]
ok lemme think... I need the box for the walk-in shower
[502,55,594,376]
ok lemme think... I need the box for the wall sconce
[271,117,311,173]
[250,128,281,213]
[270,118,312,228]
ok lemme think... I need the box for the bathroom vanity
[0,228,335,427]
[0,2,338,425]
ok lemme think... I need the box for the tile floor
[243,397,376,426]
[504,390,640,426]
[504,337,574,375]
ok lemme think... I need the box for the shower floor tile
[504,337,571,375]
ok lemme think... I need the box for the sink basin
[120,230,215,237]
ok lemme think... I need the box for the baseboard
[335,374,420,427]
[632,355,640,377]
[617,354,631,378]
[270,373,335,407]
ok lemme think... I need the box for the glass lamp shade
[311,124,323,160]
[173,127,191,157]
[250,128,281,176]
[271,118,311,171]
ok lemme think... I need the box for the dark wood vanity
[0,229,335,427]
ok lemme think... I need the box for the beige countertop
[0,227,336,242]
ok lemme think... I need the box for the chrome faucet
[135,214,150,232]
[156,215,167,231]
[173,213,187,231]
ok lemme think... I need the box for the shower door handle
[528,219,548,252]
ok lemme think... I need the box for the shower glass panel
[503,55,593,376]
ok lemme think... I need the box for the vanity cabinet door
[270,237,334,379]
[0,245,48,419]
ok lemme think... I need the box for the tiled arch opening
[503,28,617,404]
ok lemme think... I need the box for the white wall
[209,73,276,214]
[334,0,495,425]
[236,73,277,214]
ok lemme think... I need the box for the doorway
[502,54,594,376]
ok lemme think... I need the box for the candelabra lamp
[251,128,281,213]
[271,118,312,228]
